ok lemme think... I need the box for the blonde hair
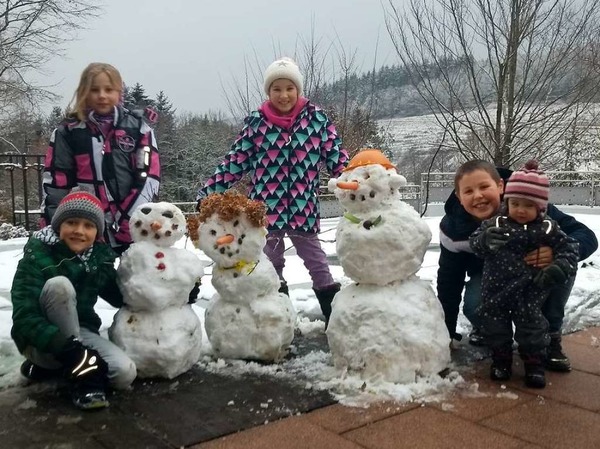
[67,63,122,121]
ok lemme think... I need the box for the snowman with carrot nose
[188,191,296,362]
[326,149,450,384]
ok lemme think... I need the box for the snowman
[326,149,450,383]
[188,191,296,362]
[109,202,205,379]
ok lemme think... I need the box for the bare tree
[385,0,600,168]
[0,0,100,118]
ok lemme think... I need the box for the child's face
[59,218,98,254]
[507,197,538,224]
[268,79,298,115]
[86,72,120,115]
[456,169,504,221]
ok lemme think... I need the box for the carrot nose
[150,221,162,232]
[216,234,235,245]
[337,181,359,190]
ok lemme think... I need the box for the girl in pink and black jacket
[41,63,160,255]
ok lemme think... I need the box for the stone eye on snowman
[188,191,296,362]
[109,202,205,379]
[326,149,450,384]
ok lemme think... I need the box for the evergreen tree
[123,83,155,110]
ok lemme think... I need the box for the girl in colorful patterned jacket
[197,57,349,326]
[40,62,160,255]
[12,191,137,410]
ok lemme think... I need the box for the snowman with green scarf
[326,149,450,384]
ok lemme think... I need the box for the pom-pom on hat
[51,190,105,236]
[263,57,304,96]
[503,159,550,212]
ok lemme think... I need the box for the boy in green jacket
[11,191,136,410]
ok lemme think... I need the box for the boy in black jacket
[437,160,597,372]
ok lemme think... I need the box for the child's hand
[483,226,510,251]
[56,337,108,380]
[188,279,201,304]
[533,264,567,289]
[524,246,553,268]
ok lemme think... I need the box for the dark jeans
[464,273,575,334]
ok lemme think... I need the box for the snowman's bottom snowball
[327,279,450,384]
[109,305,202,379]
[205,292,296,362]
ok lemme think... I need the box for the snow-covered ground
[1,209,599,406]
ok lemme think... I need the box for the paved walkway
[1,327,599,448]
[194,327,600,449]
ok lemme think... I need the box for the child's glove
[483,226,510,251]
[533,264,568,289]
[188,279,201,304]
[56,337,108,381]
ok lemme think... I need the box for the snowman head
[129,202,186,247]
[196,192,268,267]
[329,149,407,214]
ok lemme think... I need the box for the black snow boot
[313,282,341,328]
[278,281,289,296]
[468,327,487,347]
[521,353,546,389]
[57,338,110,410]
[546,332,571,372]
[490,346,513,381]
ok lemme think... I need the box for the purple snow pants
[264,229,335,290]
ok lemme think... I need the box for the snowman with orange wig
[189,191,296,362]
[326,149,450,383]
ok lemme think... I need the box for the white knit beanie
[263,57,304,96]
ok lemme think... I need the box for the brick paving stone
[300,402,419,434]
[481,398,600,448]
[343,406,527,449]
[563,327,600,346]
[193,417,365,449]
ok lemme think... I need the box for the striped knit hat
[51,190,105,236]
[504,160,550,212]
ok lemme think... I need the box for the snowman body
[195,192,296,362]
[326,153,450,383]
[327,280,450,383]
[109,202,204,379]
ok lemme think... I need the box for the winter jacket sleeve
[437,237,468,340]
[197,117,254,200]
[40,126,77,224]
[545,219,580,278]
[10,241,64,354]
[116,124,161,219]
[546,204,598,261]
[469,218,501,258]
[318,111,348,177]
[95,248,124,309]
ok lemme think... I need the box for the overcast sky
[37,0,399,116]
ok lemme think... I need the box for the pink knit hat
[504,160,550,212]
